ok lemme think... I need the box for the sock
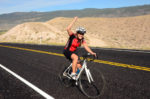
[71,72,76,75]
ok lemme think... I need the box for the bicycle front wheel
[79,68,106,98]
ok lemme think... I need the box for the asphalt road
[0,43,150,99]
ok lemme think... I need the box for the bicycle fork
[82,60,94,84]
[85,67,94,83]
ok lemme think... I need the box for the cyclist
[63,16,96,80]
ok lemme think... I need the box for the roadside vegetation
[0,30,7,35]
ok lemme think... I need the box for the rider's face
[77,33,84,40]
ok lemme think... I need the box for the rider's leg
[71,53,78,73]
[76,63,82,74]
[77,61,82,69]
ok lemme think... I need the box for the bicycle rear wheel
[79,68,106,98]
[59,67,72,87]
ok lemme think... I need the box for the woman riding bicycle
[63,16,96,80]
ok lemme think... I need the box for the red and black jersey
[64,33,86,52]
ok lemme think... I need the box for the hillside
[0,5,150,30]
[0,14,150,50]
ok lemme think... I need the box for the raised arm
[66,16,78,36]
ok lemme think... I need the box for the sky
[0,0,150,14]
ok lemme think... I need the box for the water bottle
[76,68,80,74]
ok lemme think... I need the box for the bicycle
[59,53,106,98]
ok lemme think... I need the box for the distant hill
[0,5,150,30]
[0,14,150,50]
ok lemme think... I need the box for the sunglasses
[77,33,84,35]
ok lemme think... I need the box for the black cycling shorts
[63,50,78,62]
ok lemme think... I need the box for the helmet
[76,27,86,34]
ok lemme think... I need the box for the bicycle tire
[79,68,106,98]
[59,66,73,87]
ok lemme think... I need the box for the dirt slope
[0,15,150,49]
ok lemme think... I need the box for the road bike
[59,53,106,98]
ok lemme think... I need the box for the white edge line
[0,64,54,99]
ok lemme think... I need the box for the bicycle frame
[76,59,94,83]
[63,58,94,84]
[63,63,72,79]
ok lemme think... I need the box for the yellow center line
[0,44,150,72]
